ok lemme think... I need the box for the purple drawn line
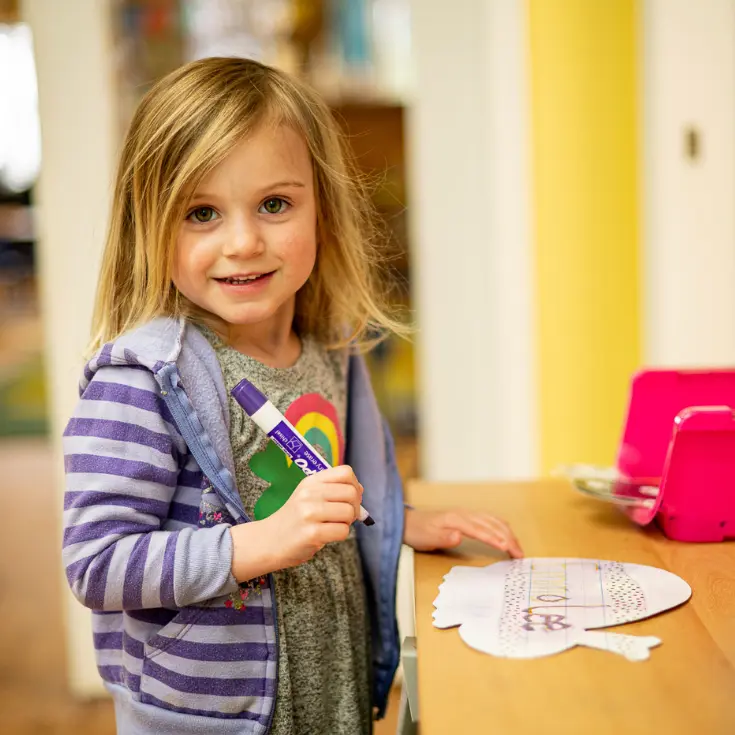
[526,562,533,648]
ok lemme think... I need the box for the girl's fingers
[317,521,352,544]
[320,500,359,524]
[443,514,499,547]
[314,465,361,490]
[474,516,524,557]
[448,513,524,558]
[300,482,361,506]
[476,516,524,557]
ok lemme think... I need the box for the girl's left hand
[403,508,524,558]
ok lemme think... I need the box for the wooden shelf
[0,0,19,24]
[0,204,34,242]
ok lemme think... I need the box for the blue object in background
[334,0,371,69]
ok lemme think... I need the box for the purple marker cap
[231,379,267,416]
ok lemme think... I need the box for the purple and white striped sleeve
[62,366,238,611]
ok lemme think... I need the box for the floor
[0,438,401,734]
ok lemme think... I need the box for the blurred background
[2,0,735,732]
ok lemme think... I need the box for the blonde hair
[89,56,407,355]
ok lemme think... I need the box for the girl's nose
[221,214,265,258]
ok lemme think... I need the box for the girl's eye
[188,207,218,223]
[259,197,289,215]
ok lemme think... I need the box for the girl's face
[173,124,317,337]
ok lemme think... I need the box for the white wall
[22,0,116,696]
[642,0,735,367]
[406,0,537,482]
[398,0,536,649]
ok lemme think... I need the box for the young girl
[62,57,522,735]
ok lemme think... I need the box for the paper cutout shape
[432,558,691,661]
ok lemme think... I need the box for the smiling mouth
[215,273,273,285]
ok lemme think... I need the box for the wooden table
[407,479,735,735]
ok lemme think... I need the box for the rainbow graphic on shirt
[249,393,344,520]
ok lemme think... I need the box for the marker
[231,378,375,527]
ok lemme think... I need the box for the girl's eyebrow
[189,181,306,201]
[256,180,306,193]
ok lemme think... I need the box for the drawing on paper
[432,558,691,661]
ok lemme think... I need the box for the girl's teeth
[226,276,260,284]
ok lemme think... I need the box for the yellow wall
[528,0,641,472]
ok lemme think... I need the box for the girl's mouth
[216,272,273,285]
[214,272,275,293]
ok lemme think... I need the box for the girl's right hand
[229,465,363,582]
